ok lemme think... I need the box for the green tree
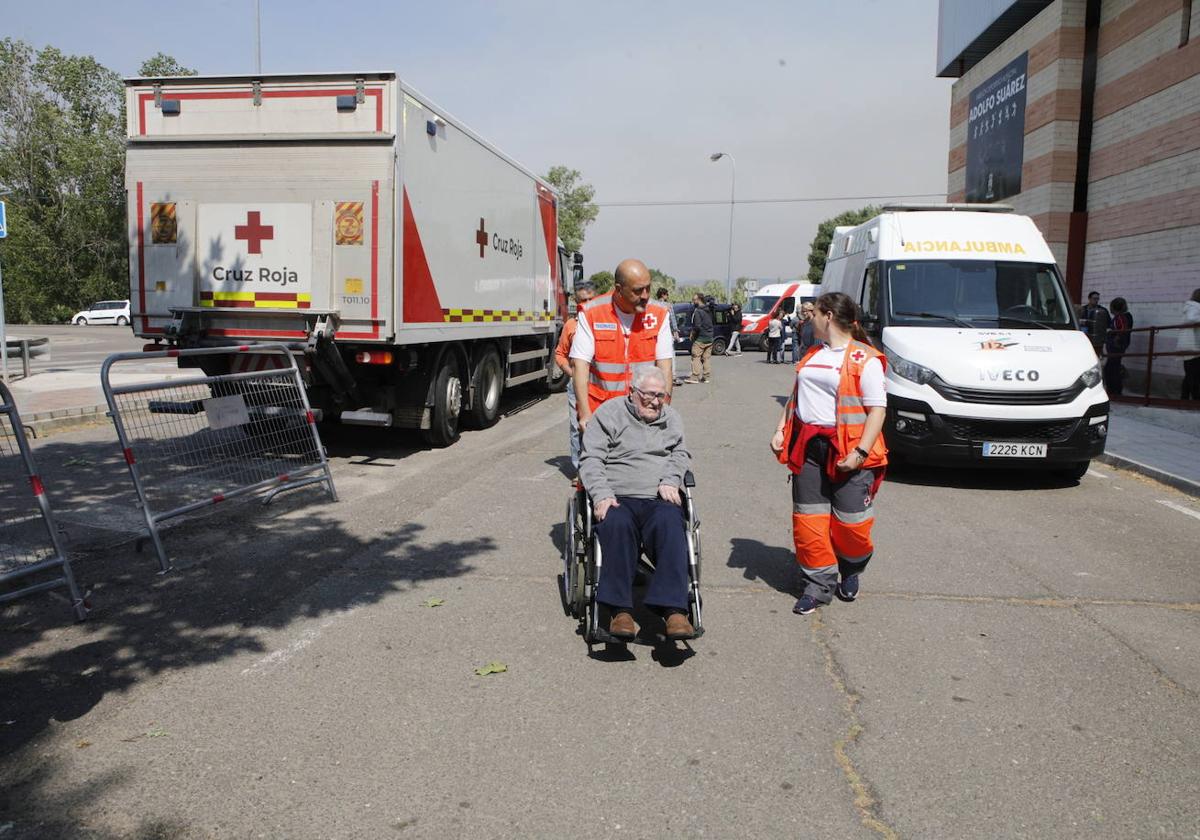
[544,165,598,253]
[138,53,198,77]
[732,277,755,307]
[587,270,613,294]
[648,267,676,299]
[0,39,127,323]
[805,205,879,283]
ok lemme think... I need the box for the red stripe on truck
[400,186,444,323]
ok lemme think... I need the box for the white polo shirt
[795,345,886,426]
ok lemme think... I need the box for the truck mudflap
[885,396,1109,467]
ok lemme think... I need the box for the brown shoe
[609,611,637,641]
[664,612,695,640]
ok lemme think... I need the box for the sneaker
[700,377,711,383]
[792,594,819,615]
[836,575,859,602]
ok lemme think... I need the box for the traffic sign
[0,200,6,239]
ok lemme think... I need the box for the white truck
[124,71,581,446]
[820,204,1108,478]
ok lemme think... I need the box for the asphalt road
[4,324,147,376]
[1,355,1198,839]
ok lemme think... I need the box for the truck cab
[820,204,1108,477]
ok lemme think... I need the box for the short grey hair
[631,365,667,392]
[573,281,596,296]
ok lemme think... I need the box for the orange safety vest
[580,294,670,412]
[777,339,888,469]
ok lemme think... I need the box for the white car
[72,300,131,326]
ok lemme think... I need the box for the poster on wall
[965,52,1028,203]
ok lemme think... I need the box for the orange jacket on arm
[555,317,578,374]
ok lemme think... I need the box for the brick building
[939,0,1199,390]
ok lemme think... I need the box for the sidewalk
[5,364,189,436]
[1100,402,1200,497]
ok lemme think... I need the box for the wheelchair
[562,471,704,645]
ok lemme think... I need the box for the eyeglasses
[632,386,668,402]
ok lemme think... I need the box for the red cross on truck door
[196,203,315,309]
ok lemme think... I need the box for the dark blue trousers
[595,496,689,611]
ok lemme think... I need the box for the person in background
[684,293,715,383]
[656,287,679,345]
[1103,297,1132,396]
[555,281,597,473]
[769,291,887,616]
[726,302,743,355]
[795,302,817,363]
[766,313,783,363]
[1178,287,1200,400]
[1079,291,1110,357]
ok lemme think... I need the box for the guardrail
[0,380,88,620]
[1100,321,1200,408]
[2,336,50,380]
[101,343,337,572]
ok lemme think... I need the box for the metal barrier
[0,381,87,621]
[1099,321,1200,408]
[101,344,337,572]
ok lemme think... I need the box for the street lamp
[710,152,736,302]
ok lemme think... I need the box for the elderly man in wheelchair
[569,365,702,644]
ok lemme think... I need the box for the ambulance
[123,72,581,446]
[819,204,1108,478]
[741,281,819,349]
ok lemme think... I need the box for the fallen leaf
[421,597,445,608]
[474,661,507,676]
[147,726,168,738]
[76,740,91,749]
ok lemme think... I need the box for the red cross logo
[850,349,867,363]
[475,218,488,258]
[234,211,274,255]
[641,312,658,330]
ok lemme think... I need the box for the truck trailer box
[124,72,577,445]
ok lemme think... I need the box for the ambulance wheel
[1054,461,1089,482]
[424,357,462,447]
[468,347,503,429]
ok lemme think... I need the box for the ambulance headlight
[1078,363,1102,389]
[885,348,936,386]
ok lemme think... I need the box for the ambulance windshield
[885,260,1074,329]
[745,294,778,315]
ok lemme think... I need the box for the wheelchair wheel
[563,494,588,618]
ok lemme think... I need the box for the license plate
[982,442,1048,458]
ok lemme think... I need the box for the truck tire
[468,346,503,429]
[424,355,463,447]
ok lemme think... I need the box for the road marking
[1087,469,1108,479]
[1156,499,1200,522]
[241,603,360,675]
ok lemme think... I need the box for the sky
[6,0,953,284]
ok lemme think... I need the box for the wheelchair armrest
[683,470,696,488]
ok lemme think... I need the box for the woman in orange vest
[769,291,888,615]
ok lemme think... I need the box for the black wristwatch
[853,446,868,459]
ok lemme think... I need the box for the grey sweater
[579,397,690,503]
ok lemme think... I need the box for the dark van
[672,302,736,356]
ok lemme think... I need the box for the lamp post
[710,152,736,302]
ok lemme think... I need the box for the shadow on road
[727,537,796,596]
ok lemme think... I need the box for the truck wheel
[468,346,503,429]
[711,337,728,356]
[424,356,462,447]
